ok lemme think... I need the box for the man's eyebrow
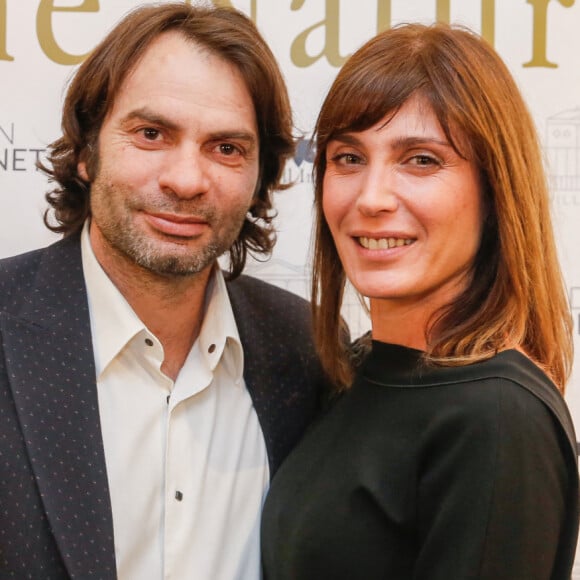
[120,108,258,146]
[208,131,258,147]
[120,108,180,131]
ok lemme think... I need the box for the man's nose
[158,145,211,199]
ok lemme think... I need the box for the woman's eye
[410,154,438,166]
[332,153,362,165]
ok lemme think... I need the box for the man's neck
[93,242,213,382]
[127,273,210,381]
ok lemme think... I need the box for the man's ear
[78,161,89,181]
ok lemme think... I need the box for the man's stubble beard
[90,179,250,278]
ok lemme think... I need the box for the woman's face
[322,95,484,328]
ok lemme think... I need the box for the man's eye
[219,143,240,156]
[142,128,160,140]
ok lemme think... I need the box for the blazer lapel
[1,237,116,579]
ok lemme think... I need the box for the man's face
[79,31,260,278]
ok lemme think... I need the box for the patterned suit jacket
[0,235,327,579]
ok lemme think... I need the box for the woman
[262,23,579,579]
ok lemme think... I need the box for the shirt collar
[198,268,244,384]
[81,221,145,378]
[80,220,243,383]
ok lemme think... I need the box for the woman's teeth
[358,237,413,250]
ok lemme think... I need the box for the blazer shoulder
[226,273,311,323]
[0,245,47,273]
[0,247,47,311]
[0,236,82,313]
[226,273,320,372]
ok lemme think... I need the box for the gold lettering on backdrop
[436,0,451,21]
[0,0,573,69]
[291,0,347,68]
[523,0,575,68]
[0,0,14,61]
[210,0,257,21]
[377,0,391,32]
[290,0,499,67]
[481,0,496,46]
[436,1,496,45]
[37,0,100,65]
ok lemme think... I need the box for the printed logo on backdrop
[547,108,580,206]
[0,122,46,173]
[283,137,315,185]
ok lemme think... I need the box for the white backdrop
[2,0,580,571]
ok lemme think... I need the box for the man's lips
[144,212,209,238]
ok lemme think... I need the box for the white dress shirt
[80,223,269,580]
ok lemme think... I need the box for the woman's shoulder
[420,350,577,465]
[355,345,577,461]
[459,350,575,444]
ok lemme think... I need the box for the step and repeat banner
[2,0,580,561]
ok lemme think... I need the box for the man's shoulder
[0,246,48,309]
[0,236,81,310]
[226,274,315,348]
[0,245,48,271]
[0,236,79,268]
[226,273,310,315]
[227,273,309,300]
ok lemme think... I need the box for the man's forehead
[120,32,243,94]
[106,31,258,134]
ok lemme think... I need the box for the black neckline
[362,341,528,388]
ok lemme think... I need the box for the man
[0,4,326,579]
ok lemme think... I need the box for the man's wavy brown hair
[40,2,294,279]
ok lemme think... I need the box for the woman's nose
[355,165,400,216]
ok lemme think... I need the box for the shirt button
[175,491,184,501]
[208,344,216,354]
[145,338,154,347]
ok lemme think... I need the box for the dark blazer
[0,235,326,579]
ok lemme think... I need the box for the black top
[262,342,579,579]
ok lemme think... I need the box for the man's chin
[128,245,222,278]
